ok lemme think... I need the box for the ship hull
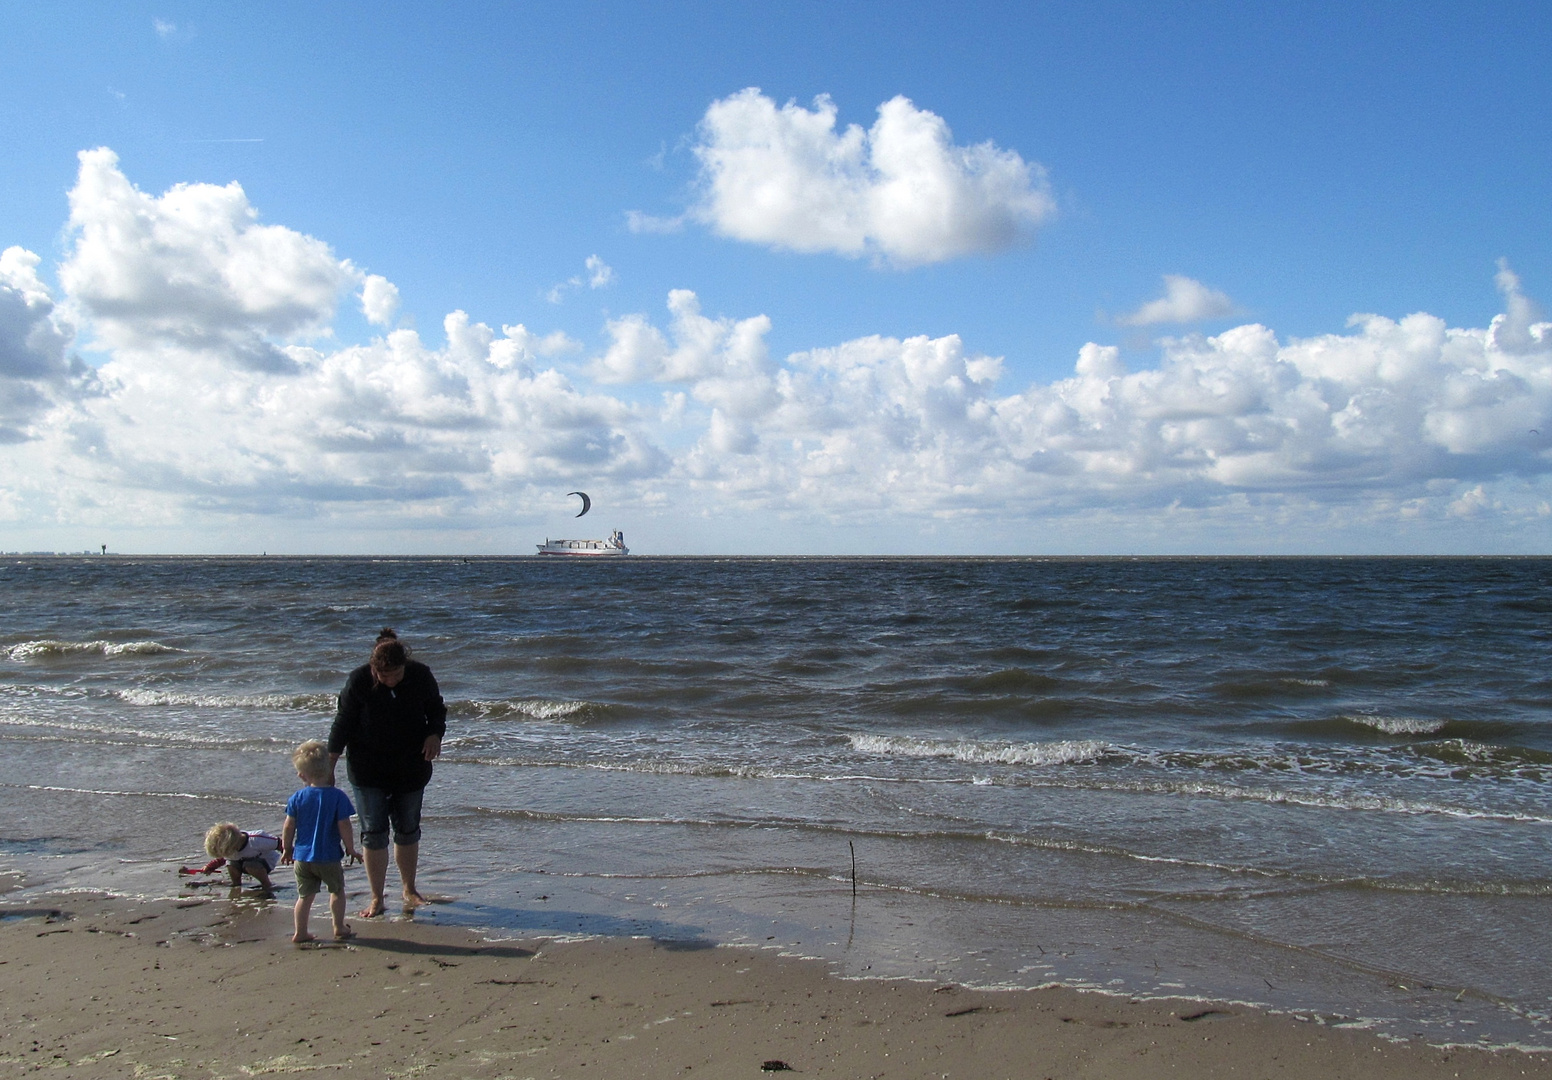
[535,539,629,556]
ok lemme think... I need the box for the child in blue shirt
[281,739,360,944]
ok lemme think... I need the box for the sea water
[2,555,1549,1047]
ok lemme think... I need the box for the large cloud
[60,147,355,372]
[675,89,1054,267]
[0,246,92,443]
[3,150,1550,549]
[2,152,661,526]
[584,279,1550,527]
[70,309,664,513]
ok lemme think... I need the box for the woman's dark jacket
[328,660,447,794]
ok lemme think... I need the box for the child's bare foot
[358,898,386,918]
[333,926,355,941]
[402,890,430,911]
[291,932,316,945]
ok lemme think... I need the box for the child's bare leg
[329,888,352,940]
[292,893,316,943]
[252,865,273,891]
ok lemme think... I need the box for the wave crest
[452,698,594,723]
[6,639,178,661]
[1341,714,1448,736]
[115,689,333,711]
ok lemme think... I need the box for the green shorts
[293,859,346,897]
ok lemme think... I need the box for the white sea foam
[1098,776,1552,824]
[0,714,288,750]
[1343,714,1448,736]
[115,689,333,711]
[0,681,87,700]
[12,783,275,807]
[518,699,589,720]
[5,639,178,661]
[849,733,1110,767]
[580,759,769,779]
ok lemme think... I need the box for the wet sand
[2,892,1547,1079]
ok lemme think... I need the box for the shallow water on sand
[2,555,1550,1046]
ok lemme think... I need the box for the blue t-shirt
[285,784,356,863]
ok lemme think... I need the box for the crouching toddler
[202,823,282,889]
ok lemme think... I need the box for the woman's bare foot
[358,897,386,919]
[291,932,316,945]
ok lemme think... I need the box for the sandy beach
[2,891,1547,1080]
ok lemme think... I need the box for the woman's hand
[423,735,442,762]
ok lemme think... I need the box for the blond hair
[205,822,245,859]
[292,739,332,783]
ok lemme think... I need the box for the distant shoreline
[8,551,1552,561]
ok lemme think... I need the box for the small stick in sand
[850,840,857,897]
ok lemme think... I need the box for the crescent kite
[567,491,591,517]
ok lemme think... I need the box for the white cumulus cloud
[60,147,354,372]
[685,89,1054,267]
[360,274,400,327]
[1121,275,1238,326]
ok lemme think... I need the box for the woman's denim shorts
[351,785,424,850]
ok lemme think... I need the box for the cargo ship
[536,529,629,556]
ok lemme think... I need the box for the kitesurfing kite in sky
[568,491,591,517]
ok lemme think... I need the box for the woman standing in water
[328,629,447,918]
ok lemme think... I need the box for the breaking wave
[450,698,597,722]
[5,639,178,661]
[1341,714,1449,736]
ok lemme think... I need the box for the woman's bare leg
[395,841,428,907]
[359,847,388,917]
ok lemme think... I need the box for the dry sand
[1,891,1547,1079]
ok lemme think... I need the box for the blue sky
[1,2,1550,553]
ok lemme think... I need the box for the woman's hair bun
[376,627,398,643]
[371,638,409,670]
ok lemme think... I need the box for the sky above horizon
[2,2,1550,555]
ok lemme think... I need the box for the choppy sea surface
[2,555,1550,1047]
